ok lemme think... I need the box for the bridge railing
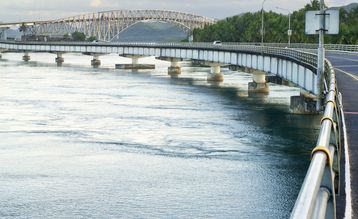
[222,42,358,52]
[0,40,319,72]
[290,60,343,219]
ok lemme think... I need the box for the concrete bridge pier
[207,63,224,82]
[248,70,269,93]
[167,58,182,77]
[91,54,101,67]
[0,49,5,59]
[55,53,64,65]
[132,57,139,65]
[116,55,155,70]
[22,52,30,62]
[290,91,317,114]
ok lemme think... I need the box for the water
[0,53,320,219]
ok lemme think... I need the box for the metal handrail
[1,40,357,52]
[290,59,342,219]
[222,42,358,52]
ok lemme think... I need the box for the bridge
[0,41,321,97]
[0,41,358,218]
[0,10,216,42]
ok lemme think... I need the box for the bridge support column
[116,55,155,70]
[23,52,30,62]
[207,63,224,82]
[132,57,139,65]
[248,70,269,93]
[91,54,101,67]
[55,53,64,65]
[168,59,181,77]
[290,92,318,114]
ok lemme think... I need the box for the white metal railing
[290,59,343,219]
[222,42,358,52]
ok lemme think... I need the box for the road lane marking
[335,65,358,68]
[327,56,358,63]
[344,112,358,115]
[334,68,358,81]
[341,105,353,219]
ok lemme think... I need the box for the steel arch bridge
[29,10,216,42]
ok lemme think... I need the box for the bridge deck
[327,53,358,219]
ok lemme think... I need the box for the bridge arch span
[109,19,191,42]
[32,10,216,42]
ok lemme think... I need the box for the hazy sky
[0,0,355,22]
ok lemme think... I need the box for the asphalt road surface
[327,52,358,219]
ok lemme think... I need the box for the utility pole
[317,0,325,111]
[261,0,267,45]
[288,12,291,47]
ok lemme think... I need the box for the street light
[276,7,292,47]
[316,0,325,111]
[261,0,267,45]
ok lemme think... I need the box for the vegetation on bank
[193,0,358,44]
[66,31,97,42]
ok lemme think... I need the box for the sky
[0,0,356,22]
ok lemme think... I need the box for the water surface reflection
[0,53,320,218]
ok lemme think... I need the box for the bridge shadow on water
[169,76,321,161]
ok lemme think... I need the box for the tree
[71,31,86,41]
[19,23,28,36]
[87,36,97,42]
[193,1,358,44]
[64,33,70,41]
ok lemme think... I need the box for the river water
[0,53,320,219]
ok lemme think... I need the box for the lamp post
[276,7,291,47]
[261,0,267,45]
[316,0,325,111]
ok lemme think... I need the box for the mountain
[113,21,187,42]
[331,3,358,12]
[3,29,21,40]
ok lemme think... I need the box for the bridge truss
[29,10,216,42]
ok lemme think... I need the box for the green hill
[331,3,358,12]
[114,21,187,42]
[194,0,358,44]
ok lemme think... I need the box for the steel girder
[30,10,216,41]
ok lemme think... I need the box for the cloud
[90,0,103,7]
[0,0,356,22]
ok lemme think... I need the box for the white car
[212,41,222,45]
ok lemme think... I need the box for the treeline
[193,0,358,44]
[67,31,97,42]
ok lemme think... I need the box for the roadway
[326,52,358,219]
